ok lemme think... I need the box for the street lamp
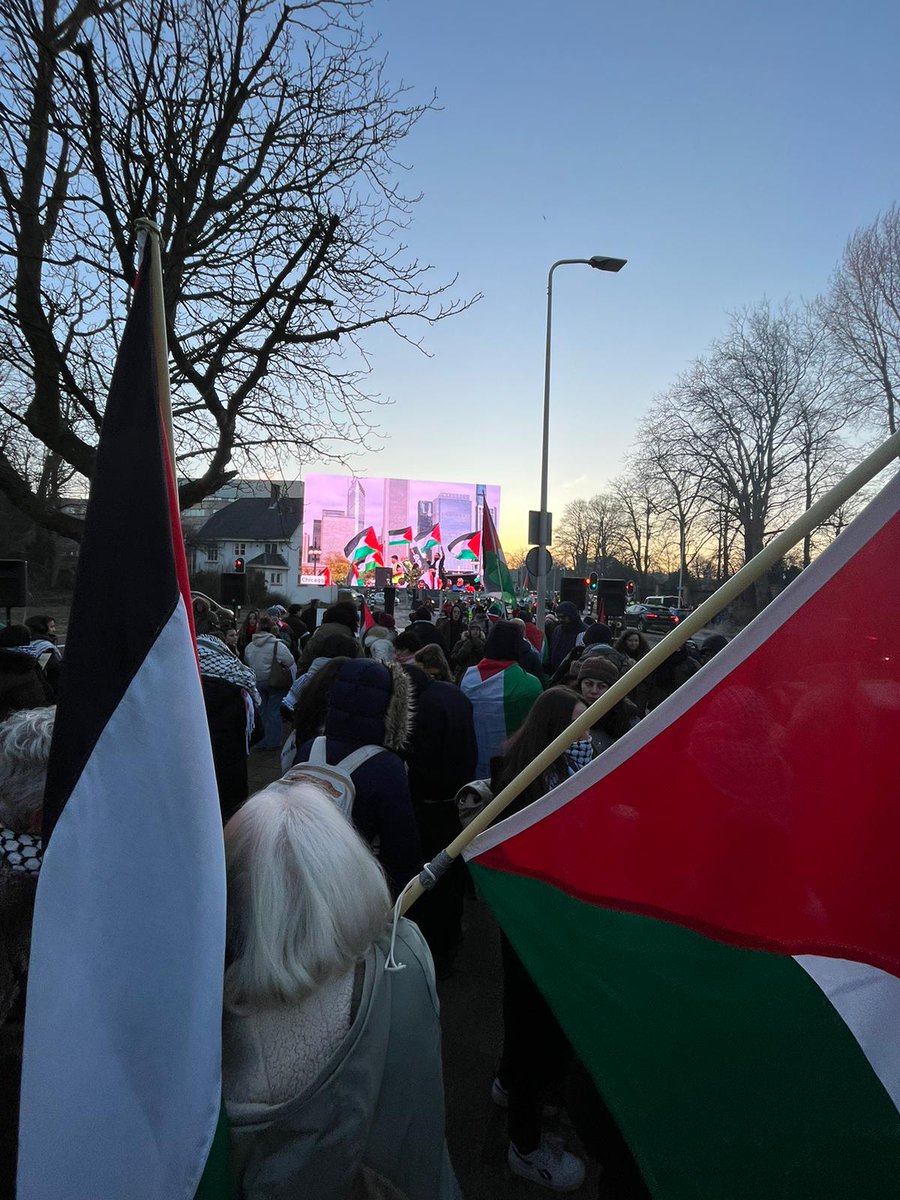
[535,255,627,627]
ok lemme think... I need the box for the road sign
[525,546,553,577]
[528,510,553,545]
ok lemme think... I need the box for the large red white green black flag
[18,246,228,1197]
[466,472,900,1198]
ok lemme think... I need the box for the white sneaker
[507,1137,586,1192]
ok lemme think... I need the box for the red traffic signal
[234,557,245,573]
[626,580,635,595]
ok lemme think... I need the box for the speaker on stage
[383,586,396,616]
[0,560,28,608]
[374,566,392,588]
[220,571,248,606]
[559,577,587,612]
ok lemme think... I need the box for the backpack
[281,736,384,820]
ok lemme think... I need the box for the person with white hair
[223,778,459,1200]
[0,705,55,1197]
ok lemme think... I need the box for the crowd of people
[0,591,728,1199]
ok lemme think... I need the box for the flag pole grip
[401,429,900,915]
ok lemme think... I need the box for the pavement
[247,745,598,1199]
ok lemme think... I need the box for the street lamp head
[588,255,627,272]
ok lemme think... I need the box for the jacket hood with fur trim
[324,658,413,751]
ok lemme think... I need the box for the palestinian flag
[481,504,516,604]
[360,597,375,641]
[460,660,542,779]
[447,530,481,562]
[321,566,332,586]
[414,522,442,556]
[343,525,382,563]
[464,474,900,1199]
[389,525,413,549]
[18,244,228,1196]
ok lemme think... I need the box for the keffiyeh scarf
[1,827,42,874]
[197,634,262,706]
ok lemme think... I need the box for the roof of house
[195,497,303,542]
[247,551,289,568]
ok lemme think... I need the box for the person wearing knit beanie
[575,655,619,703]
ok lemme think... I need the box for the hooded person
[296,602,360,674]
[435,603,467,655]
[547,601,587,672]
[363,612,396,664]
[243,615,296,749]
[460,621,542,780]
[292,658,421,895]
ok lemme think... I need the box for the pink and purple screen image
[302,473,500,572]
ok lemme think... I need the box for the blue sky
[300,0,900,547]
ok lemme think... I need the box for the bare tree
[0,0,473,539]
[585,492,626,574]
[552,498,593,573]
[612,464,654,580]
[675,302,831,611]
[823,205,900,437]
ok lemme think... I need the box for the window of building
[265,542,278,555]
[206,544,219,562]
[234,542,246,557]
[269,572,283,586]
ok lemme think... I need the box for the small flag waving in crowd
[447,530,481,562]
[465,474,900,1198]
[480,505,516,603]
[17,240,229,1198]
[343,525,383,565]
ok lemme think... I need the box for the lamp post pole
[535,255,627,628]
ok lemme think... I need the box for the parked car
[624,603,681,633]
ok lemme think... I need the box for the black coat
[294,658,421,894]
[201,676,252,824]
[401,665,477,806]
[408,619,447,650]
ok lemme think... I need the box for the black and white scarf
[197,634,262,706]
[1,827,42,874]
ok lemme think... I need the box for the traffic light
[626,580,635,596]
[589,571,598,592]
[234,557,245,573]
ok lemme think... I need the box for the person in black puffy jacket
[401,663,477,975]
[293,658,420,896]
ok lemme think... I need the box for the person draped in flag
[459,621,542,779]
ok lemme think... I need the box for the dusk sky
[296,0,900,549]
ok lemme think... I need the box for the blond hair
[224,779,391,1010]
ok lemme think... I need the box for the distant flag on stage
[18,240,229,1198]
[447,530,481,562]
[465,473,900,1199]
[389,525,414,549]
[321,565,332,586]
[480,505,516,604]
[414,522,442,557]
[344,525,382,563]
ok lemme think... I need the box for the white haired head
[224,779,391,1011]
[0,706,55,832]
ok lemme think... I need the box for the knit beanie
[576,655,620,687]
[583,622,612,646]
